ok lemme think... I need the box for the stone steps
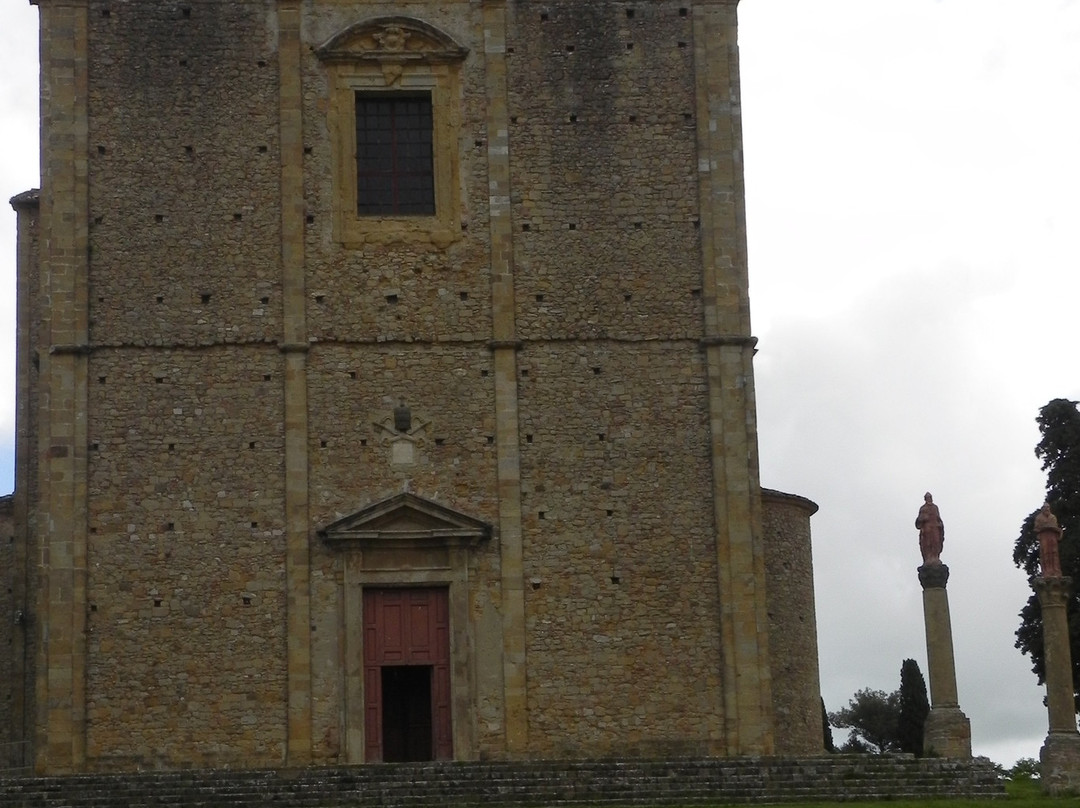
[0,756,1005,807]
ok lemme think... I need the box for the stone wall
[75,1,287,769]
[0,495,15,772]
[17,0,820,771]
[519,344,722,757]
[5,189,41,775]
[763,490,823,756]
[84,348,288,767]
[506,1,703,342]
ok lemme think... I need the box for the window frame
[317,18,467,249]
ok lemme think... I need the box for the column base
[1041,731,1080,796]
[923,706,971,758]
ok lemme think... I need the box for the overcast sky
[2,1,1079,769]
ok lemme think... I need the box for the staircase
[0,756,1005,807]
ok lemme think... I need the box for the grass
[700,778,1069,807]
[654,778,1067,808]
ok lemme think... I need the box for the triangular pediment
[319,492,491,548]
[315,17,469,65]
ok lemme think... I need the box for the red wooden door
[363,588,452,761]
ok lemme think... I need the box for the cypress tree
[897,658,930,756]
[822,698,836,753]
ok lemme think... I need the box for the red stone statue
[1035,503,1064,579]
[916,492,944,565]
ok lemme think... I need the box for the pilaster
[278,0,312,766]
[692,2,772,755]
[482,0,528,756]
[35,0,91,774]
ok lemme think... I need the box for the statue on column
[916,492,944,566]
[1035,503,1063,579]
[913,490,970,757]
[1031,501,1080,794]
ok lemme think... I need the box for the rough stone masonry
[4,0,822,773]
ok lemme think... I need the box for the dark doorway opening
[363,587,452,761]
[381,665,433,762]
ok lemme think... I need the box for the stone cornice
[761,488,819,517]
[9,189,40,210]
[49,344,90,356]
[700,335,758,348]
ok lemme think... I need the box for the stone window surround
[316,16,468,249]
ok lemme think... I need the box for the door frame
[320,493,491,763]
[346,561,470,762]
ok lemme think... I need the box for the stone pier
[918,562,971,758]
[1034,505,1080,795]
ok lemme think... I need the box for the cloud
[0,5,38,495]
[743,1,1080,764]
[0,0,1076,769]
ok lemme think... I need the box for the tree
[828,688,901,754]
[830,660,931,756]
[821,698,836,753]
[839,735,871,754]
[1012,398,1080,711]
[1008,757,1041,781]
[896,658,930,756]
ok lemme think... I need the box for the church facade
[4,0,822,773]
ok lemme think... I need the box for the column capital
[918,562,949,589]
[1034,576,1073,606]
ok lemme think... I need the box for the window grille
[355,93,435,216]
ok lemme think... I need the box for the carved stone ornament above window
[315,16,469,67]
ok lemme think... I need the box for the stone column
[1034,508,1080,795]
[918,563,971,757]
